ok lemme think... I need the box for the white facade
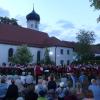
[27,20,39,31]
[0,44,42,65]
[48,47,74,65]
[0,44,17,65]
[0,44,74,66]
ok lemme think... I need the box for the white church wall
[42,47,56,62]
[55,47,73,66]
[43,47,74,66]
[27,20,39,30]
[29,47,43,64]
[0,43,74,66]
[0,44,44,65]
[0,44,17,66]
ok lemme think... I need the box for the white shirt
[25,75,33,84]
[20,75,26,85]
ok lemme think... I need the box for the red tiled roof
[46,37,61,46]
[0,24,76,48]
[0,24,49,47]
[62,41,76,48]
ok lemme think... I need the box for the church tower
[26,6,40,31]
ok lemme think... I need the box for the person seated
[82,89,94,100]
[56,82,68,100]
[25,84,38,100]
[15,76,25,96]
[0,77,8,99]
[20,72,26,87]
[25,72,33,85]
[5,79,18,100]
[47,75,57,91]
[16,97,24,100]
[35,79,47,95]
[60,74,67,87]
[79,72,88,84]
[75,82,83,100]
[47,89,56,100]
[64,88,78,100]
[88,79,97,90]
[89,79,100,100]
[38,90,47,100]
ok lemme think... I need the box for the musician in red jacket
[34,64,43,84]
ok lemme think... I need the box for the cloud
[39,20,77,42]
[0,8,10,17]
[39,23,49,31]
[57,29,77,41]
[14,15,76,42]
[15,15,26,27]
[95,23,100,31]
[48,30,61,36]
[56,20,75,29]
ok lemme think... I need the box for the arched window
[8,48,13,61]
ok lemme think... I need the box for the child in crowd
[38,90,47,100]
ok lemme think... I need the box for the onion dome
[26,6,40,22]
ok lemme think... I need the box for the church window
[60,60,64,66]
[67,50,70,55]
[8,48,13,61]
[60,49,63,55]
[31,24,33,28]
[35,24,38,28]
[67,60,70,65]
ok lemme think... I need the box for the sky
[0,0,100,44]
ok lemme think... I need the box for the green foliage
[12,45,33,65]
[0,16,19,26]
[76,30,95,44]
[89,0,100,22]
[76,29,95,61]
[89,0,100,9]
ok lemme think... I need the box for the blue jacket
[0,83,8,98]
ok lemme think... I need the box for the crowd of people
[0,64,100,100]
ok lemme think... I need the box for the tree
[12,45,33,65]
[89,0,100,22]
[0,16,19,26]
[44,48,52,65]
[89,0,100,9]
[76,29,95,62]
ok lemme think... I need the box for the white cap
[17,97,24,100]
[60,82,64,87]
[28,72,31,75]
[22,72,25,75]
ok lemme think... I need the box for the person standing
[34,64,43,84]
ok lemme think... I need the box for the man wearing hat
[56,82,67,100]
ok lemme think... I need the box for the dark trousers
[58,97,64,100]
[36,75,38,84]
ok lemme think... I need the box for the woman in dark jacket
[47,76,57,90]
[25,84,38,100]
[5,79,18,100]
